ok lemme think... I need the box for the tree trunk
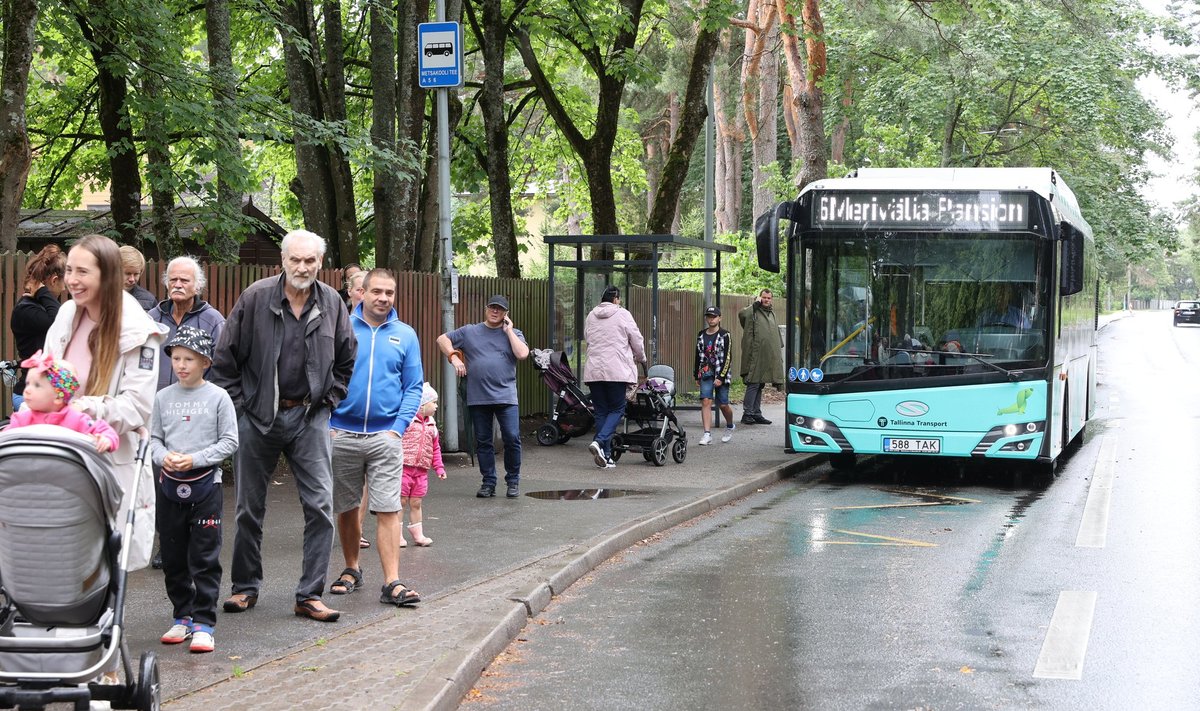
[646,18,722,235]
[830,73,853,166]
[470,0,521,278]
[390,0,427,271]
[77,4,142,243]
[321,0,358,266]
[776,0,827,191]
[134,9,177,261]
[278,0,337,244]
[712,75,742,234]
[276,0,357,265]
[370,0,401,270]
[751,22,779,223]
[141,68,177,261]
[206,0,244,262]
[0,0,38,253]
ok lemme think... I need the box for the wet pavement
[120,400,817,709]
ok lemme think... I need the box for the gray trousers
[743,381,765,418]
[230,406,334,603]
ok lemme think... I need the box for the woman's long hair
[72,235,125,396]
[23,244,66,293]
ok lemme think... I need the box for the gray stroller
[0,426,160,711]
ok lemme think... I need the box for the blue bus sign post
[418,22,463,89]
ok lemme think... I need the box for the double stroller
[531,350,686,466]
[609,364,688,467]
[0,426,160,711]
[531,349,595,446]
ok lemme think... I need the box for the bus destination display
[812,191,1030,230]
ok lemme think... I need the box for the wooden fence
[2,253,758,423]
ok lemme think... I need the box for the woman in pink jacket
[582,286,646,468]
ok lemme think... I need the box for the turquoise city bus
[755,167,1096,471]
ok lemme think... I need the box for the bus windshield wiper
[890,347,1019,378]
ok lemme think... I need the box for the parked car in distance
[1173,300,1200,326]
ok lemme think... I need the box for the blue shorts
[699,377,730,405]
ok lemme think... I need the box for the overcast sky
[1139,0,1198,213]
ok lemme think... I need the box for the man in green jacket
[738,289,784,425]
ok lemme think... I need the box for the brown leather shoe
[222,593,258,613]
[293,598,341,622]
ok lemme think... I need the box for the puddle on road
[526,488,649,500]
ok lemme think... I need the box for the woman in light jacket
[582,285,646,468]
[44,234,168,566]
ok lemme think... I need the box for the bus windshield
[799,232,1050,382]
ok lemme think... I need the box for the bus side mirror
[755,202,791,273]
[1060,222,1084,296]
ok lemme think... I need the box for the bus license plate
[883,437,941,454]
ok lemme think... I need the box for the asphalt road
[465,311,1200,710]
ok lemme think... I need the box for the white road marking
[1033,591,1098,680]
[1075,434,1116,548]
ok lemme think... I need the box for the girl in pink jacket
[5,349,120,452]
[400,383,446,546]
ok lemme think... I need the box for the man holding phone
[436,295,530,498]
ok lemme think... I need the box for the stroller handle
[134,426,150,464]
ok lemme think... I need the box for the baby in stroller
[0,426,160,710]
[4,350,119,453]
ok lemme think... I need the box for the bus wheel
[829,453,857,471]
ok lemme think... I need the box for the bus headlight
[1004,424,1018,437]
[811,418,827,432]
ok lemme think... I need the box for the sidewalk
[145,401,818,710]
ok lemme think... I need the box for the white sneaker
[698,431,712,445]
[160,619,192,644]
[588,440,607,467]
[190,628,215,654]
[721,425,735,443]
[605,458,617,469]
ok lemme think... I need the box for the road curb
[411,453,823,711]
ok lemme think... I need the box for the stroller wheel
[671,437,687,463]
[536,424,561,447]
[610,435,624,461]
[556,432,572,444]
[650,437,668,466]
[136,651,162,711]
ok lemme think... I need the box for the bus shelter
[544,234,736,400]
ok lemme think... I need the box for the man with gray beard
[212,230,356,623]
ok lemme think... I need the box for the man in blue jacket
[327,268,424,607]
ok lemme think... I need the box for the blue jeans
[470,404,521,487]
[588,381,628,458]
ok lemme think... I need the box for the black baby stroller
[610,364,687,466]
[0,426,160,711]
[531,349,595,446]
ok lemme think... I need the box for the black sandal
[329,567,362,595]
[380,580,420,606]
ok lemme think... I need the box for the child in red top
[5,349,119,452]
[400,383,446,546]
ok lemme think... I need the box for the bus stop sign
[418,22,463,89]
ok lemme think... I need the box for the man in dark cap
[436,294,529,498]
